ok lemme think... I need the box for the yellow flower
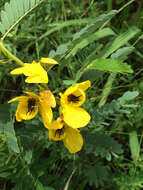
[59,80,91,128]
[47,117,83,153]
[39,90,56,128]
[10,60,48,83]
[8,90,56,124]
[40,57,59,66]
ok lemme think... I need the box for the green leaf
[85,163,109,187]
[97,26,140,59]
[0,104,11,122]
[129,131,140,161]
[85,133,123,156]
[118,91,139,105]
[36,181,55,190]
[73,10,118,40]
[111,46,134,60]
[4,120,20,153]
[86,58,133,73]
[66,28,115,58]
[0,0,43,39]
[39,18,91,41]
[56,43,68,55]
[23,150,32,164]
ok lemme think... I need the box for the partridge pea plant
[0,0,143,189]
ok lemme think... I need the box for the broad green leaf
[4,120,20,153]
[97,27,140,59]
[66,28,115,58]
[129,131,140,161]
[86,58,133,73]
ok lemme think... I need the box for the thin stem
[118,0,135,13]
[107,0,112,11]
[0,40,24,66]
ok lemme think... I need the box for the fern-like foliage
[90,91,139,127]
[0,0,43,40]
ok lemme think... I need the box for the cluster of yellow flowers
[8,58,91,153]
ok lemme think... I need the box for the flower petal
[63,127,83,153]
[39,90,56,108]
[25,75,48,83]
[62,105,90,128]
[45,117,64,130]
[8,96,27,103]
[49,128,66,141]
[39,102,53,128]
[10,67,25,75]
[24,91,39,99]
[60,89,85,107]
[15,97,39,121]
[78,80,91,91]
[10,62,48,83]
[15,110,23,122]
[40,57,58,66]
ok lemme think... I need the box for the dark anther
[55,128,64,138]
[27,98,36,113]
[67,94,80,103]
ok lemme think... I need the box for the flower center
[55,128,65,138]
[27,98,36,113]
[67,94,80,103]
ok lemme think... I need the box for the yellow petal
[10,63,39,76]
[60,89,85,107]
[10,67,25,75]
[39,90,56,108]
[63,127,83,153]
[45,117,64,130]
[40,57,59,66]
[62,105,90,128]
[24,91,39,99]
[64,80,91,96]
[39,102,53,128]
[49,128,66,141]
[60,81,90,107]
[10,63,48,84]
[8,96,27,103]
[78,80,91,91]
[15,97,39,121]
[15,110,23,122]
[64,85,78,97]
[25,75,48,83]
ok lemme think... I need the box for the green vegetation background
[0,0,143,189]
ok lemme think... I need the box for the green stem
[98,73,116,108]
[107,0,112,11]
[0,40,24,66]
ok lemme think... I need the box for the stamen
[67,94,80,103]
[55,128,64,138]
[27,98,36,113]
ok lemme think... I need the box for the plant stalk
[0,40,24,66]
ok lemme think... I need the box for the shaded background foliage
[0,0,143,189]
